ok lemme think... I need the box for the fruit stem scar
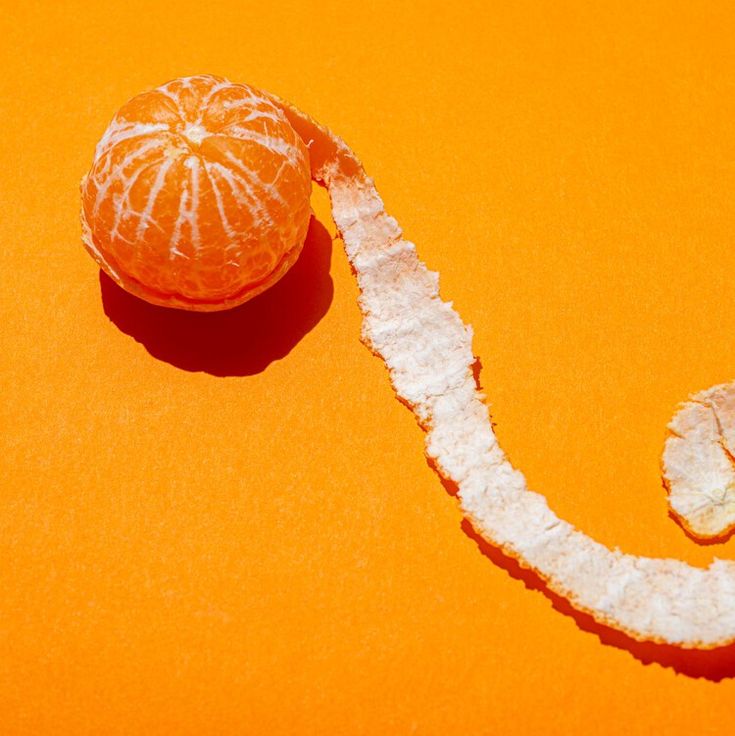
[182,123,208,146]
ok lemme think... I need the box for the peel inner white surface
[664,382,735,541]
[268,93,735,650]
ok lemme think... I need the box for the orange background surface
[3,1,735,733]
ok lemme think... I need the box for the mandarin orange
[81,74,312,310]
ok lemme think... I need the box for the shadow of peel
[426,456,735,680]
[461,518,735,681]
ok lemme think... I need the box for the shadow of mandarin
[99,216,333,376]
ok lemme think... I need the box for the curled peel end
[663,381,735,542]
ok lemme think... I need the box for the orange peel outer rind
[267,92,735,650]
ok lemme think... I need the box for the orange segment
[81,74,312,311]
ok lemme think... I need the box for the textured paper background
[3,1,735,732]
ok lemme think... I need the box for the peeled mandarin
[81,74,312,311]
